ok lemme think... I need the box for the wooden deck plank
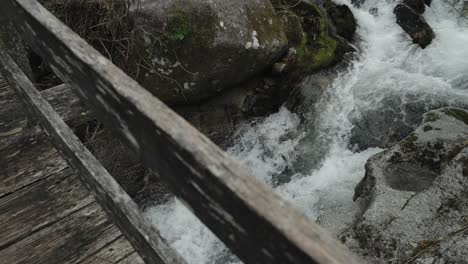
[116,253,145,264]
[0,82,92,146]
[0,52,183,263]
[0,84,91,132]
[0,76,142,264]
[0,129,68,197]
[0,76,91,197]
[0,202,123,264]
[0,81,26,132]
[0,167,93,249]
[78,236,140,264]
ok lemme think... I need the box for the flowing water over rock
[145,0,468,263]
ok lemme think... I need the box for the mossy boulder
[272,0,353,74]
[129,0,288,105]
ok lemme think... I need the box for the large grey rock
[129,0,288,104]
[319,108,468,263]
[348,94,467,151]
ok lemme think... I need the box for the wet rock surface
[349,95,462,151]
[327,3,357,41]
[349,94,468,151]
[394,3,435,48]
[319,108,468,263]
[403,0,427,14]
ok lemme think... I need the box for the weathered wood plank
[78,236,139,264]
[0,202,122,264]
[0,0,363,263]
[0,82,92,135]
[0,78,27,134]
[0,50,185,264]
[116,253,145,264]
[42,84,93,127]
[0,128,68,197]
[0,79,91,197]
[0,167,93,249]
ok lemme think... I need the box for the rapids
[145,0,468,263]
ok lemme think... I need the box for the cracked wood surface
[0,73,144,263]
[0,50,184,264]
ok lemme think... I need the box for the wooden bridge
[0,0,363,263]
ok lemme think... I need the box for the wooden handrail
[0,0,363,263]
[0,49,187,264]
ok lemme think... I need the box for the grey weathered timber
[0,128,68,197]
[0,83,91,132]
[0,202,121,264]
[0,78,144,263]
[0,0,363,263]
[0,80,91,197]
[0,168,93,249]
[0,51,186,264]
[117,253,145,264]
[78,236,140,264]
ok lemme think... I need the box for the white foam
[145,1,468,263]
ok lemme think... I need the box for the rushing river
[145,0,468,263]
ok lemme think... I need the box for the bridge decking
[0,75,144,264]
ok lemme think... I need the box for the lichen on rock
[129,0,288,105]
[319,107,468,263]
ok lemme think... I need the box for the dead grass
[39,0,141,77]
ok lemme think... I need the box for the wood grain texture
[78,236,143,264]
[0,167,93,249]
[0,50,185,264]
[0,202,121,264]
[0,79,92,197]
[0,0,363,263]
[0,82,92,133]
[0,127,68,197]
[116,253,145,264]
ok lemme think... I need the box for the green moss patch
[272,0,338,72]
[442,108,468,125]
[424,112,441,123]
[277,10,305,46]
[166,9,194,41]
[400,133,419,153]
[293,2,337,71]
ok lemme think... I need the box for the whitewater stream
[145,0,468,263]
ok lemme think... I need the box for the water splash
[145,1,468,263]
